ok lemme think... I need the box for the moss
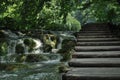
[16,54,27,62]
[25,54,49,62]
[62,39,76,49]
[58,65,69,73]
[24,38,36,52]
[0,30,6,38]
[58,39,75,61]
[0,63,29,71]
[43,44,52,52]
[58,49,73,61]
[43,34,58,52]
[0,42,8,56]
[15,44,24,54]
[24,38,36,47]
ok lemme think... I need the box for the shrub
[66,13,81,31]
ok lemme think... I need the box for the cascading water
[0,30,64,80]
[50,31,77,49]
[0,30,44,63]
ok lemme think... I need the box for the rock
[25,54,49,62]
[62,39,76,49]
[0,42,8,56]
[58,65,70,73]
[15,44,24,54]
[24,38,37,52]
[58,39,75,61]
[24,38,36,48]
[16,54,26,62]
[0,63,29,71]
[58,49,73,61]
[43,34,57,52]
[43,44,52,52]
[0,30,6,38]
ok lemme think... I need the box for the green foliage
[0,0,119,30]
[75,0,120,25]
[66,14,81,31]
[0,0,80,30]
[0,42,8,56]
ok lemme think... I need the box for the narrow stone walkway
[62,23,120,80]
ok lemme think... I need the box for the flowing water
[0,30,77,80]
[0,30,64,80]
[0,54,63,80]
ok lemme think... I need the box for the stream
[0,30,76,80]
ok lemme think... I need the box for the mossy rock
[60,52,72,61]
[58,65,69,73]
[62,39,76,49]
[58,49,74,61]
[15,44,24,54]
[24,38,36,52]
[24,38,36,47]
[0,63,29,71]
[16,54,27,62]
[0,42,8,56]
[43,44,52,52]
[25,54,49,62]
[0,30,6,38]
[43,34,57,49]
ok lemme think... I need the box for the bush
[2,17,17,30]
[45,23,68,31]
[66,13,81,31]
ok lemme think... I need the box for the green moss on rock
[0,63,29,71]
[58,39,75,61]
[15,44,24,54]
[0,42,8,56]
[24,38,36,47]
[25,54,49,62]
[24,38,36,52]
[16,54,26,62]
[58,65,69,73]
[43,34,58,52]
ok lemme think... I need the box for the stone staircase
[62,23,120,80]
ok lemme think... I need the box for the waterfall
[1,30,43,55]
[7,39,17,55]
[57,37,63,49]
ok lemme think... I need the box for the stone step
[79,31,111,33]
[80,29,110,32]
[77,35,116,38]
[78,33,112,36]
[77,38,120,42]
[69,58,120,67]
[62,68,120,80]
[76,41,120,46]
[75,46,120,52]
[73,51,120,58]
[81,29,110,31]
